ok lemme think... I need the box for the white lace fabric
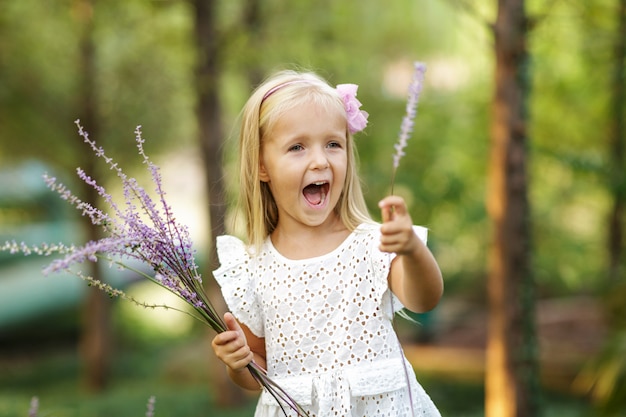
[214,223,440,417]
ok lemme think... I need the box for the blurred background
[0,0,624,416]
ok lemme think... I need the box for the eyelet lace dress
[213,223,441,417]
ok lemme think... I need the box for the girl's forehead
[272,96,343,123]
[270,101,346,134]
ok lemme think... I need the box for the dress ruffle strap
[213,235,265,336]
[366,224,429,316]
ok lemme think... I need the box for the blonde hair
[237,70,372,250]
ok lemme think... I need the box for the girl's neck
[270,217,351,260]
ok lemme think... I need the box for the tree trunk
[608,0,626,288]
[192,0,245,407]
[75,0,111,393]
[485,1,540,416]
[243,0,264,87]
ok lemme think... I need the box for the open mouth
[303,181,329,206]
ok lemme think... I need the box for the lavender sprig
[145,396,156,417]
[29,396,39,417]
[388,61,427,417]
[3,121,309,417]
[391,61,426,193]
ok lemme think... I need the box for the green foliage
[0,0,195,173]
[0,2,622,414]
[0,345,255,416]
[0,1,81,167]
[112,281,198,345]
[0,0,621,314]
[0,341,592,417]
[529,0,617,294]
[93,0,196,158]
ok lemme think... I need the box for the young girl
[211,69,443,417]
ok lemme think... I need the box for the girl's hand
[378,195,420,256]
[211,312,254,373]
[380,195,443,313]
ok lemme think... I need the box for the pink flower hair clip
[262,80,368,135]
[336,83,369,134]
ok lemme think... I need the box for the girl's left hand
[378,195,420,255]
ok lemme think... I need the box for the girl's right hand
[211,312,254,372]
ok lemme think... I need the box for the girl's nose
[310,147,330,170]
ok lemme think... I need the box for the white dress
[213,223,441,417]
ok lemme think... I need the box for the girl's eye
[328,141,342,149]
[288,144,303,152]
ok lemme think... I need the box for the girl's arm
[379,195,443,313]
[211,312,267,391]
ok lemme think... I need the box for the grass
[0,336,258,417]
[0,334,597,417]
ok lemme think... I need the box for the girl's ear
[259,160,270,182]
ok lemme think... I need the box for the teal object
[0,161,142,330]
[0,258,86,328]
[0,256,142,329]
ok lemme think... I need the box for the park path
[403,296,606,394]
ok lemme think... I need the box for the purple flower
[29,396,39,417]
[145,396,156,417]
[392,62,426,171]
[2,120,310,417]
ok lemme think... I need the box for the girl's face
[259,99,348,232]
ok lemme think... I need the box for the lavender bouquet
[3,120,308,417]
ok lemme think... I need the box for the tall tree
[599,0,626,412]
[608,0,626,287]
[192,0,245,407]
[243,0,263,87]
[485,0,540,416]
[74,0,111,392]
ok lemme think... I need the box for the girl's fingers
[379,196,408,224]
[224,312,242,333]
[213,313,245,348]
[381,204,394,223]
[379,199,396,223]
[213,330,233,344]
[228,352,254,372]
